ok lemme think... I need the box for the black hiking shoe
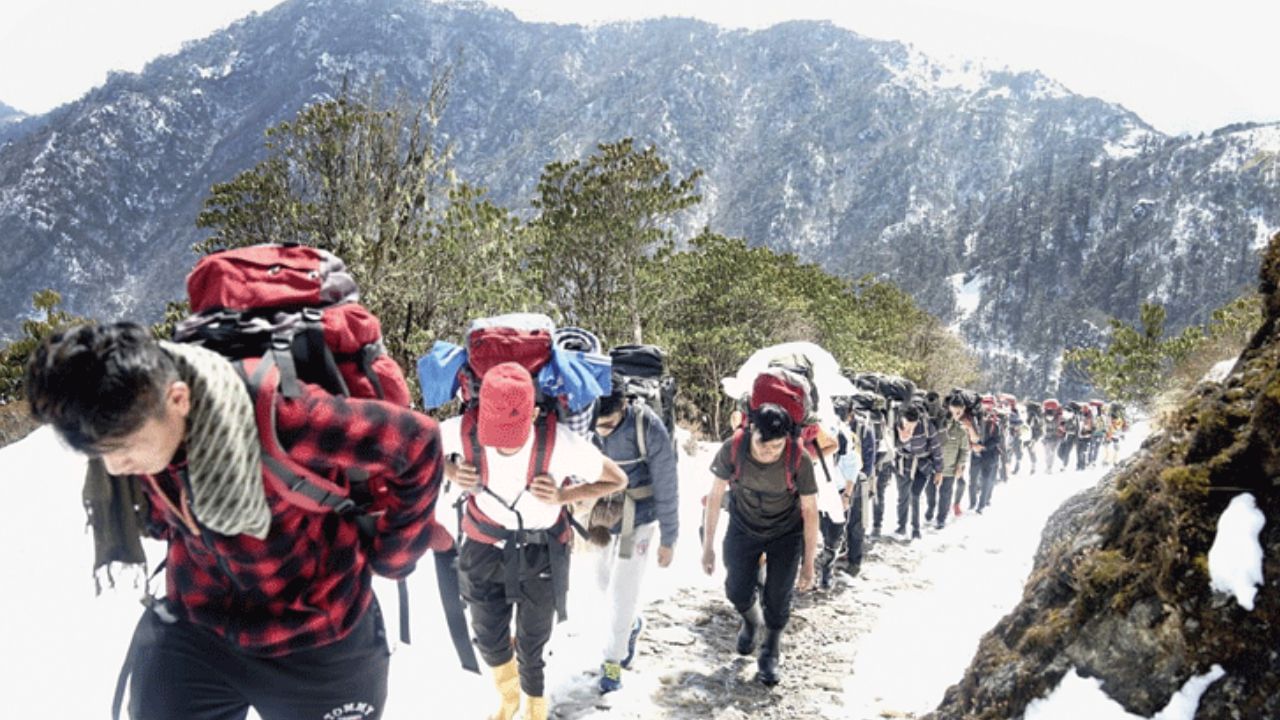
[736,604,764,655]
[757,627,783,686]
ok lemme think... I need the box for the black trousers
[127,600,389,720]
[846,479,864,566]
[460,538,559,697]
[723,520,804,630]
[934,476,956,527]
[967,458,982,508]
[895,463,930,532]
[976,456,999,511]
[871,461,893,531]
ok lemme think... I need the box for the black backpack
[609,344,678,454]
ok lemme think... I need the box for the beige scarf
[160,341,271,540]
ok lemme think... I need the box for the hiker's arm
[798,493,819,591]
[646,413,681,550]
[279,391,448,578]
[701,476,728,575]
[553,456,627,504]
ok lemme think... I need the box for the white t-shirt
[439,416,605,531]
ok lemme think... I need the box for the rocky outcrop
[930,233,1280,718]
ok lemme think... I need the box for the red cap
[478,362,536,448]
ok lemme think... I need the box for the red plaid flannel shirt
[139,384,444,656]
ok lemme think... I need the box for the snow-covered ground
[0,422,1152,718]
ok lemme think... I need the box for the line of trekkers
[22,244,1127,720]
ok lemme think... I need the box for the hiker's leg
[910,469,928,533]
[761,530,804,630]
[514,546,558,698]
[895,469,911,530]
[723,521,767,614]
[459,540,517,670]
[603,523,656,664]
[127,610,250,720]
[936,476,954,527]
[845,487,864,567]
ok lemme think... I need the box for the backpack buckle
[302,307,324,323]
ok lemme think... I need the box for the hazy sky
[1,0,1276,135]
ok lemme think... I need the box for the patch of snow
[1202,358,1235,383]
[878,44,988,95]
[1104,126,1153,160]
[1208,493,1266,610]
[1024,664,1226,720]
[948,272,984,330]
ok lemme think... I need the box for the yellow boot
[522,694,548,720]
[487,659,521,720]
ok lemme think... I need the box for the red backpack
[450,315,575,546]
[726,369,811,493]
[173,244,413,516]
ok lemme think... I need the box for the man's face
[594,408,626,438]
[949,404,965,420]
[98,381,190,476]
[750,430,787,463]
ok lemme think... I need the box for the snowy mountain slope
[1,0,1277,395]
[0,421,1151,718]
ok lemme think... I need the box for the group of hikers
[20,243,1126,719]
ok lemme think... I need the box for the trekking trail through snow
[0,422,1147,718]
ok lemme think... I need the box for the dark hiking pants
[818,513,844,576]
[977,456,999,511]
[126,600,389,720]
[935,476,956,527]
[845,479,864,566]
[871,460,893,531]
[460,539,559,697]
[723,520,804,630]
[895,463,930,533]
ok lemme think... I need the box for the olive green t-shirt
[710,437,817,539]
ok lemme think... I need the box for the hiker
[1006,399,1025,475]
[932,394,972,529]
[590,375,680,693]
[25,322,447,720]
[892,405,943,539]
[701,370,819,686]
[1074,404,1094,471]
[813,418,854,590]
[1042,399,1064,474]
[1024,401,1044,475]
[833,400,877,579]
[856,393,894,538]
[971,395,1004,513]
[443,362,627,720]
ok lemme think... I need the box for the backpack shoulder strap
[634,405,648,461]
[460,406,488,489]
[730,428,748,486]
[527,411,557,487]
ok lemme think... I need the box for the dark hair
[947,394,966,408]
[25,322,178,453]
[596,371,628,418]
[750,404,795,442]
[901,405,922,422]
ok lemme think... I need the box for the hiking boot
[894,524,906,537]
[871,526,881,538]
[757,627,783,686]
[844,562,861,578]
[599,661,623,694]
[736,603,764,655]
[522,694,548,720]
[620,617,643,669]
[935,521,945,530]
[911,529,922,540]
[487,658,521,720]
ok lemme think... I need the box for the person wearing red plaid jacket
[24,322,447,720]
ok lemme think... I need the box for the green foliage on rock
[1065,295,1263,409]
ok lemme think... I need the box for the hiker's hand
[797,563,815,592]
[701,546,716,575]
[529,474,562,504]
[658,545,674,568]
[934,473,943,487]
[449,456,480,490]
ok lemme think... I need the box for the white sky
[1,0,1277,135]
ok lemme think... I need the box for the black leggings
[126,601,389,720]
[723,520,804,630]
[460,539,559,697]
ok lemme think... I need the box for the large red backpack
[451,315,575,545]
[727,369,811,493]
[173,244,414,518]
